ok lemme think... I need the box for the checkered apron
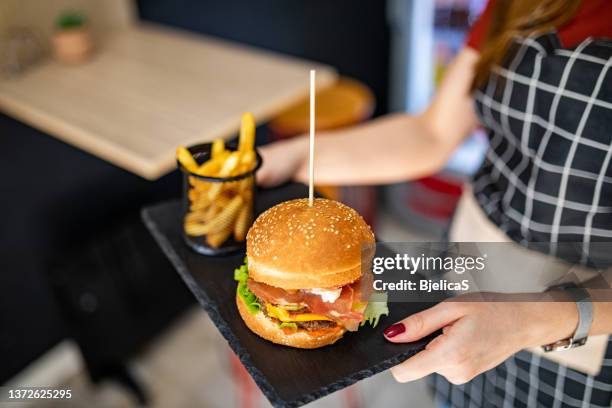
[432,32,612,407]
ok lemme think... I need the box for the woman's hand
[383,296,578,384]
[257,136,308,187]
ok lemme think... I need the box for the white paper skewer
[309,69,315,207]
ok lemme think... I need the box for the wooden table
[0,23,336,179]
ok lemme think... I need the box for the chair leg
[342,384,361,408]
[230,353,258,408]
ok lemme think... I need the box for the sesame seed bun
[236,293,346,348]
[246,198,375,289]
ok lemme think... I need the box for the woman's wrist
[521,300,579,348]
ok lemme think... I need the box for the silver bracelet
[542,285,592,352]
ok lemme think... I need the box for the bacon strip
[246,279,366,331]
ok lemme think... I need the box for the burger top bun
[246,198,375,289]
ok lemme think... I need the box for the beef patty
[260,300,338,331]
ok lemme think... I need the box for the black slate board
[142,183,437,408]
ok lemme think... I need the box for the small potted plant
[51,12,92,64]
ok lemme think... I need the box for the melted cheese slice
[266,304,332,322]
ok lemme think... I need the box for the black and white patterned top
[472,33,612,267]
[433,32,612,407]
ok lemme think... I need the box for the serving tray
[141,183,437,408]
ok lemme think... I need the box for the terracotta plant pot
[52,27,92,64]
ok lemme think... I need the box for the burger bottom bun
[236,293,346,349]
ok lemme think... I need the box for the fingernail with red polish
[384,323,405,338]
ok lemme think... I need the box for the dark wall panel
[0,112,183,383]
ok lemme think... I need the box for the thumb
[383,302,464,343]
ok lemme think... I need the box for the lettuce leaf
[234,258,260,314]
[361,292,389,328]
[278,322,298,331]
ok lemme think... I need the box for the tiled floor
[20,210,438,408]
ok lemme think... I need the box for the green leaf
[234,267,247,283]
[235,258,260,315]
[247,301,261,314]
[279,322,298,331]
[361,292,389,328]
[56,12,86,29]
[234,259,249,283]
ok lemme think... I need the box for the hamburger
[234,198,387,349]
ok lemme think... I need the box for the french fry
[211,139,225,159]
[186,193,228,223]
[177,146,198,172]
[188,188,199,203]
[202,202,223,220]
[184,221,206,236]
[222,180,241,191]
[241,189,253,204]
[214,193,232,206]
[239,176,253,191]
[206,184,224,202]
[230,151,256,176]
[233,201,252,242]
[190,201,208,212]
[189,177,210,191]
[193,140,228,177]
[238,177,254,202]
[207,152,241,200]
[184,195,243,236]
[207,223,233,248]
[204,194,230,217]
[241,150,255,163]
[239,112,255,153]
[185,210,205,224]
[190,190,212,211]
[196,159,222,177]
[219,152,241,176]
